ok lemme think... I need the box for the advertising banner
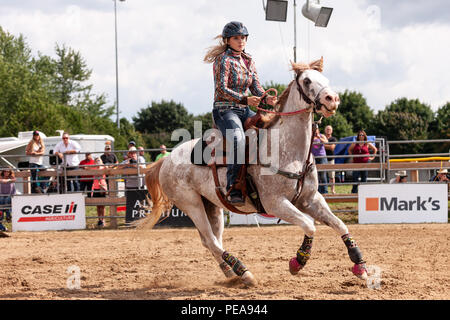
[126,189,194,227]
[358,184,448,224]
[12,194,86,231]
[125,189,149,223]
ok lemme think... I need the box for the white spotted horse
[142,57,368,286]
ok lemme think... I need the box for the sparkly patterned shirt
[213,48,265,104]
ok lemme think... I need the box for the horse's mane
[259,57,324,128]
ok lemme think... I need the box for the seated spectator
[79,153,95,198]
[26,130,46,193]
[430,168,449,182]
[312,127,328,194]
[92,157,108,228]
[0,169,16,232]
[390,170,408,183]
[46,178,59,194]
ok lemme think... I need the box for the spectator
[79,153,95,197]
[123,141,137,160]
[348,130,378,193]
[390,170,408,183]
[155,144,171,161]
[324,125,337,194]
[0,169,16,231]
[46,178,59,194]
[137,147,146,165]
[26,130,46,193]
[430,168,449,183]
[100,144,118,166]
[312,127,328,194]
[54,132,81,192]
[137,147,147,189]
[92,157,108,228]
[120,148,140,190]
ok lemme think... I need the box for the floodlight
[265,0,288,22]
[301,1,333,27]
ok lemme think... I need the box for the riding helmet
[222,21,249,39]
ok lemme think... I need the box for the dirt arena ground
[0,223,448,300]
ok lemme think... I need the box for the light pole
[114,0,125,130]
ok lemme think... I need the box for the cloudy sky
[1,0,449,121]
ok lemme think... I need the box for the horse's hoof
[241,271,257,287]
[289,257,303,275]
[352,263,368,280]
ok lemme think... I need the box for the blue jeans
[315,157,328,194]
[30,163,46,192]
[212,106,256,192]
[351,170,368,193]
[65,166,80,192]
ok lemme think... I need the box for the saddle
[190,112,275,214]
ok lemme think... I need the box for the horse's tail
[136,157,172,230]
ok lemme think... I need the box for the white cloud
[0,0,449,121]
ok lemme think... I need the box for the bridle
[255,73,334,204]
[254,73,333,117]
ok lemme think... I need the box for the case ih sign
[12,194,86,231]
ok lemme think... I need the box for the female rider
[204,21,277,206]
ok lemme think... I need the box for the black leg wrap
[222,251,248,277]
[342,234,365,264]
[348,246,365,264]
[296,235,313,266]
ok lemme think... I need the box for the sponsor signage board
[358,184,448,224]
[126,190,149,223]
[126,190,194,227]
[12,194,86,231]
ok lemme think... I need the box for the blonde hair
[203,35,228,64]
[26,134,44,154]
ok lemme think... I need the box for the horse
[141,57,368,286]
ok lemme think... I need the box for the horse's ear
[309,56,324,72]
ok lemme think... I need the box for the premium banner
[125,189,194,227]
[12,194,86,231]
[358,184,448,224]
[125,189,149,223]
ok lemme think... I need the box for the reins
[254,88,313,116]
[253,80,325,204]
[210,74,326,213]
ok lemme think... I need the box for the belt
[213,101,247,110]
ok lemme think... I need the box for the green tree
[371,98,435,155]
[0,26,140,151]
[427,102,450,153]
[51,44,93,106]
[338,90,374,133]
[319,113,354,139]
[133,99,193,134]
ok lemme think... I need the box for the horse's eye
[303,78,311,86]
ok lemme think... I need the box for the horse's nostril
[326,95,332,101]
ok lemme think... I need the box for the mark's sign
[358,184,447,224]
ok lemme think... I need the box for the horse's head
[292,57,340,118]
